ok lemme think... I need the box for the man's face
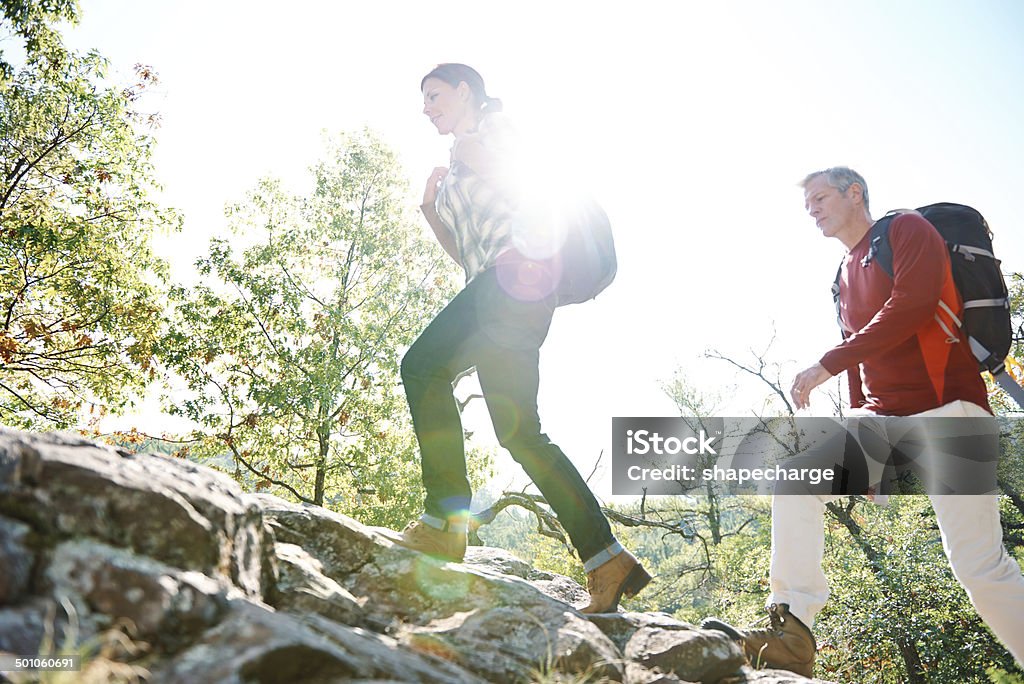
[803,175,860,240]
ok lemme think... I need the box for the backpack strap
[935,300,963,344]
[834,212,985,348]
[833,216,896,339]
[859,215,895,277]
[950,244,996,261]
[832,265,854,338]
[994,370,1024,409]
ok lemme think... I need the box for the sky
[63,0,1024,502]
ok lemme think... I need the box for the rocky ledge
[0,429,835,683]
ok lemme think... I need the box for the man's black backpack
[832,202,1024,407]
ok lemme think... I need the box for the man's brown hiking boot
[579,550,652,614]
[702,603,816,677]
[379,520,466,562]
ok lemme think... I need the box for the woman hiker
[385,63,650,614]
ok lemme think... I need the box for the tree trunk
[313,427,329,506]
[705,480,723,545]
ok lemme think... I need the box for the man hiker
[705,167,1024,677]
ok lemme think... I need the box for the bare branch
[705,346,796,416]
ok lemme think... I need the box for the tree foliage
[812,496,1020,683]
[162,130,470,522]
[0,0,79,84]
[1,47,178,428]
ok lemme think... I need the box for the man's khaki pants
[769,400,1024,666]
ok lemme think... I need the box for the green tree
[163,130,471,524]
[1,49,178,429]
[0,0,78,84]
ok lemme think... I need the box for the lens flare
[495,250,560,302]
[482,393,522,440]
[413,555,473,601]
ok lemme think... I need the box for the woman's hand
[422,166,449,207]
[419,166,460,265]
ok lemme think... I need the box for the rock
[525,567,591,607]
[731,666,837,683]
[401,605,623,682]
[0,598,81,656]
[587,611,698,652]
[152,599,485,684]
[463,544,533,578]
[625,626,746,683]
[272,542,364,626]
[584,613,745,683]
[463,545,590,607]
[0,515,33,603]
[0,430,275,600]
[346,547,559,626]
[252,494,382,578]
[0,428,841,684]
[625,661,698,683]
[46,539,229,650]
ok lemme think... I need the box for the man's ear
[849,182,865,205]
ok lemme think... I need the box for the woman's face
[422,77,473,135]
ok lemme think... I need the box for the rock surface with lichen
[0,429,836,683]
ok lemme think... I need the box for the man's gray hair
[801,167,870,212]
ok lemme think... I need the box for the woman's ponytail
[481,96,503,115]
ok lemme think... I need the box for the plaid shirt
[434,113,519,283]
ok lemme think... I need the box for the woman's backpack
[552,198,617,306]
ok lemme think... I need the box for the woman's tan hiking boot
[579,550,652,614]
[379,520,467,562]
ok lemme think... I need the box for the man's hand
[790,362,833,410]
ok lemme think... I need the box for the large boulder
[0,428,836,683]
[0,514,33,602]
[46,539,229,651]
[153,599,485,684]
[399,606,623,682]
[0,430,275,600]
[271,541,365,626]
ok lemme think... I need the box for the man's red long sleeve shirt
[819,213,990,416]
